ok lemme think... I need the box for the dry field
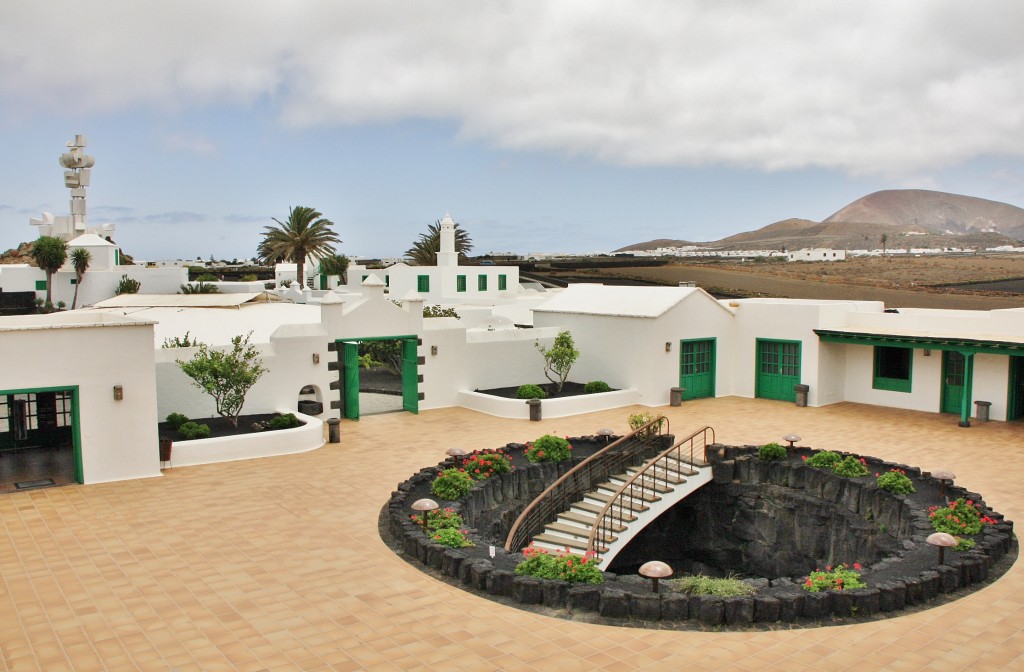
[601,254,1024,310]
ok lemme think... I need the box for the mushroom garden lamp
[932,470,956,500]
[784,434,801,448]
[927,532,958,566]
[639,561,673,594]
[411,498,439,533]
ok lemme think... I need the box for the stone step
[608,474,675,493]
[570,501,639,522]
[592,485,661,505]
[532,533,607,555]
[624,466,686,485]
[558,510,628,531]
[544,522,617,544]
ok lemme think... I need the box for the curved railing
[585,425,715,561]
[504,416,671,553]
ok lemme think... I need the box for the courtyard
[0,397,1022,671]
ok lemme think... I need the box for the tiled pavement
[1,397,1023,671]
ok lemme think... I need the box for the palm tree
[405,220,473,266]
[30,236,68,307]
[179,281,220,294]
[70,248,92,309]
[258,206,341,289]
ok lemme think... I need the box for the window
[478,274,488,291]
[874,346,912,392]
[457,275,466,292]
[417,275,430,292]
[498,274,507,291]
[35,280,47,291]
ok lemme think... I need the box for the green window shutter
[873,346,912,392]
[498,274,507,290]
[417,275,430,292]
[35,280,47,291]
[478,275,488,291]
[385,275,390,287]
[70,279,77,285]
[457,275,466,292]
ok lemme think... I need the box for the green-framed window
[457,275,466,292]
[417,275,430,292]
[498,274,507,290]
[478,274,488,291]
[35,280,47,291]
[873,346,912,393]
[70,279,77,285]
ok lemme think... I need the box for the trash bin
[159,437,173,465]
[975,400,991,422]
[527,398,542,422]
[794,384,809,407]
[327,418,341,443]
[670,387,684,407]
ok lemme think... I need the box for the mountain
[617,190,1024,252]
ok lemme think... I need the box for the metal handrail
[503,416,670,553]
[585,425,714,562]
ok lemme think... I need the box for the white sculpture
[29,134,115,241]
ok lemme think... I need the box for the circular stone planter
[382,439,1016,628]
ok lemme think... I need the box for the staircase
[529,452,713,569]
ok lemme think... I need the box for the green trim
[755,338,802,402]
[678,337,716,399]
[873,346,912,393]
[417,275,430,292]
[815,329,1024,356]
[35,280,47,291]
[457,275,466,292]
[70,278,77,285]
[498,274,507,291]
[0,385,82,484]
[478,274,488,291]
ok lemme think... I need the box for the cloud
[142,211,208,225]
[2,1,1022,177]
[161,133,218,156]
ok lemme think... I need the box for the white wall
[1,264,188,308]
[0,314,161,483]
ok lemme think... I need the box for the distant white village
[1,135,1022,492]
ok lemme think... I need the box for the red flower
[853,562,862,570]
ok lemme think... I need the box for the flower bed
[383,439,1016,627]
[166,410,323,467]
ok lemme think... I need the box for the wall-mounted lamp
[312,353,320,364]
[113,385,124,401]
[923,349,931,357]
[665,342,672,352]
[431,345,438,356]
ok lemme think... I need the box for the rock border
[385,441,1015,626]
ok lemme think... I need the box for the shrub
[673,574,756,597]
[803,563,866,592]
[195,273,219,282]
[535,330,579,393]
[876,468,915,495]
[423,305,460,319]
[165,412,190,430]
[584,380,612,394]
[115,274,141,295]
[628,412,665,439]
[832,455,869,478]
[268,413,300,430]
[176,332,267,428]
[515,545,603,584]
[929,498,995,549]
[804,450,842,469]
[177,421,211,440]
[431,528,474,548]
[758,442,787,461]
[410,507,464,532]
[525,434,572,463]
[162,332,199,348]
[462,450,512,480]
[239,274,259,282]
[431,468,474,500]
[515,384,547,400]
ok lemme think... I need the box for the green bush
[431,468,474,500]
[268,413,300,430]
[525,435,572,462]
[804,563,867,592]
[758,442,787,461]
[929,498,987,538]
[431,528,474,548]
[832,455,869,478]
[673,574,756,597]
[876,468,915,495]
[195,273,219,282]
[462,450,512,480]
[239,274,259,282]
[515,384,547,400]
[410,507,464,532]
[804,450,842,469]
[115,274,141,295]
[165,412,190,430]
[177,421,211,440]
[515,546,603,584]
[628,412,665,439]
[584,380,612,394]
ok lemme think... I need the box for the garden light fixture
[411,498,439,533]
[639,561,673,594]
[927,532,957,566]
[113,385,123,401]
[445,447,468,467]
[783,433,801,448]
[596,428,614,444]
[932,470,955,499]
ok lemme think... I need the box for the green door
[342,342,360,420]
[1009,356,1024,421]
[401,338,419,414]
[679,339,715,399]
[756,339,801,402]
[941,351,965,414]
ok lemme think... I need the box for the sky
[2,1,1023,261]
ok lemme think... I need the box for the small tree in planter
[176,332,268,428]
[535,330,579,393]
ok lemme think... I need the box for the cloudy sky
[2,1,1022,261]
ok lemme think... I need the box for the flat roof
[532,284,704,318]
[91,292,282,309]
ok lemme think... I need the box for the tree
[536,330,579,393]
[880,233,888,254]
[69,247,92,309]
[179,281,220,294]
[405,219,473,265]
[318,253,350,286]
[115,274,141,295]
[258,206,341,289]
[176,332,268,428]
[30,236,68,306]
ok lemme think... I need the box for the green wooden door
[1008,356,1024,421]
[756,340,801,402]
[941,351,965,414]
[679,339,715,399]
[401,338,419,414]
[342,342,360,420]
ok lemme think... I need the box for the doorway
[336,336,420,419]
[755,339,801,402]
[1008,356,1024,421]
[0,388,81,493]
[941,351,966,415]
[679,338,715,400]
